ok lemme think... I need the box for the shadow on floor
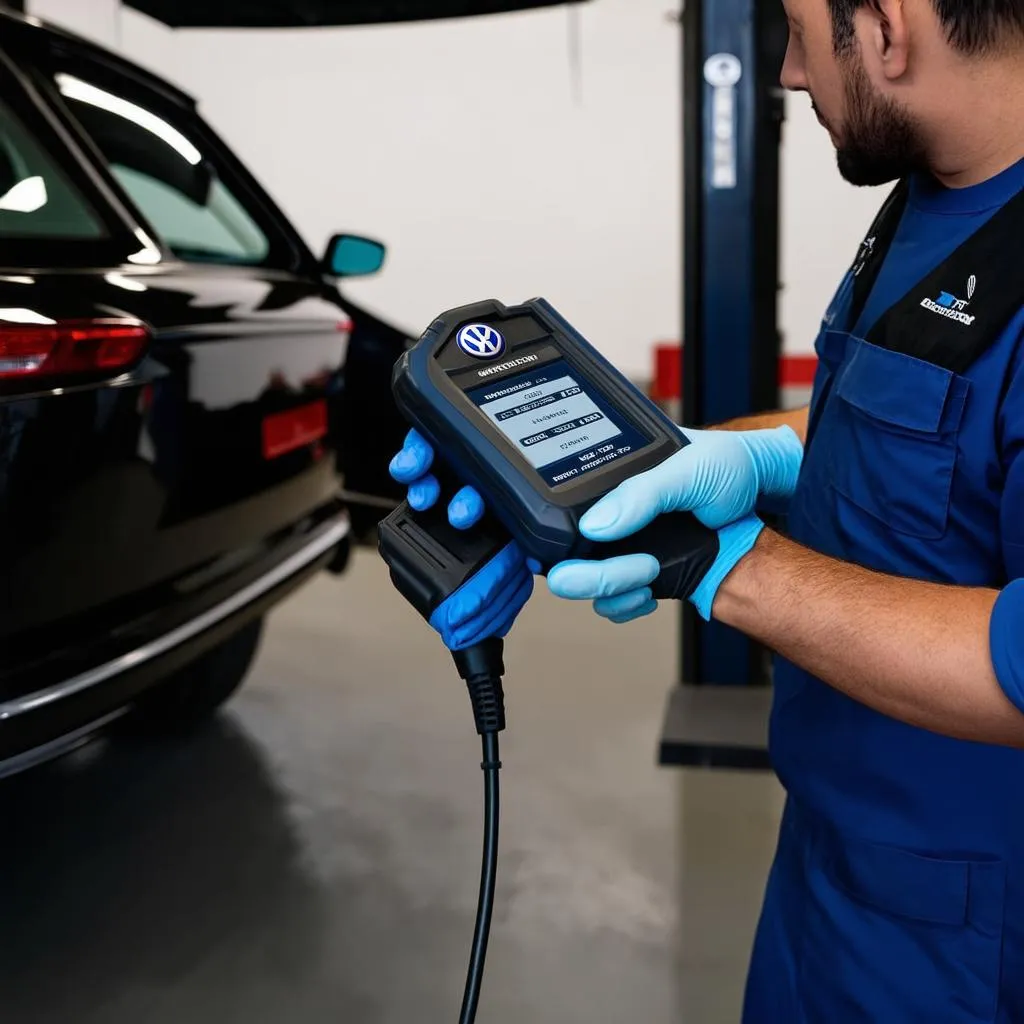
[0,719,336,1024]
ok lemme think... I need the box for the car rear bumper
[0,507,349,777]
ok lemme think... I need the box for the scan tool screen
[467,359,649,488]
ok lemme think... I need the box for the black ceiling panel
[124,0,588,28]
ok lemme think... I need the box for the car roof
[0,3,197,110]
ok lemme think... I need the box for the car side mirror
[324,234,387,277]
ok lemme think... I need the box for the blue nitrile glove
[547,514,764,623]
[389,428,488,530]
[578,424,803,537]
[543,425,795,624]
[429,541,535,650]
[389,429,539,649]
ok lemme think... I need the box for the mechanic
[390,0,1024,1018]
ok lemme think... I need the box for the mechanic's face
[780,0,928,186]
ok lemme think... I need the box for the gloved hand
[389,429,538,650]
[389,428,487,530]
[429,541,534,650]
[541,424,797,625]
[577,424,802,537]
[547,513,764,623]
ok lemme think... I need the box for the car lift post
[657,0,789,771]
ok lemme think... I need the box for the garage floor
[0,548,785,1024]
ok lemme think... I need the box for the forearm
[709,405,809,442]
[713,529,1024,747]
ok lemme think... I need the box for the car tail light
[0,318,150,380]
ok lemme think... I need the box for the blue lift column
[658,0,788,770]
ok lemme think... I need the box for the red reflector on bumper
[0,319,150,379]
[262,400,328,459]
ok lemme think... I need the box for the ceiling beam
[123,0,588,29]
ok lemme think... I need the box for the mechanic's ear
[865,0,910,81]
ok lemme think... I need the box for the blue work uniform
[742,157,1024,1023]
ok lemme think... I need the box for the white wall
[30,0,887,374]
[28,0,120,46]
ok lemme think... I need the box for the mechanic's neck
[925,48,1024,189]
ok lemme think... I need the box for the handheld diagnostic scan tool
[386,297,711,589]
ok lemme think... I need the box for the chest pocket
[827,339,970,540]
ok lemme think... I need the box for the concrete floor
[0,549,786,1024]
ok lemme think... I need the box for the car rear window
[0,94,107,241]
[55,72,272,266]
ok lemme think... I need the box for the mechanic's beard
[834,58,929,186]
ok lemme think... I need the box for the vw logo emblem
[456,323,506,360]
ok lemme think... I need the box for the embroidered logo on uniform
[920,275,977,325]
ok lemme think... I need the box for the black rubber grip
[378,501,511,620]
[589,511,720,601]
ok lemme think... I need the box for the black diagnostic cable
[454,639,507,1024]
[378,505,512,1024]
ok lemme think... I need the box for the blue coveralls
[742,158,1024,1023]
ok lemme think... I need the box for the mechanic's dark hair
[828,0,1024,55]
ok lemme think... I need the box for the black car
[0,8,408,775]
